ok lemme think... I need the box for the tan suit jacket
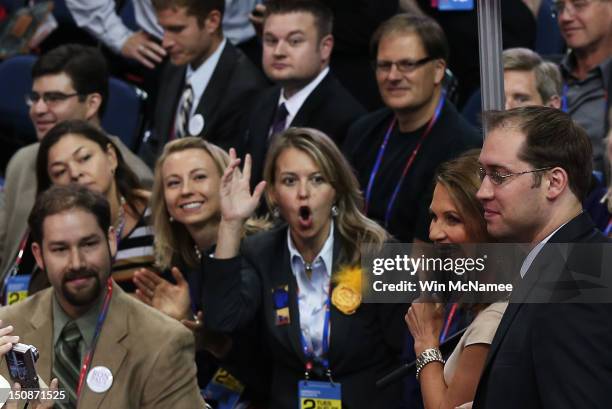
[0,282,205,409]
[0,138,153,278]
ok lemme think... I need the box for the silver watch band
[415,347,445,380]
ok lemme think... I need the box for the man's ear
[107,226,117,258]
[433,59,447,85]
[85,93,103,120]
[545,167,569,200]
[546,95,562,110]
[205,10,222,34]
[31,242,45,271]
[319,34,334,63]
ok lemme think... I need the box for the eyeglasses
[373,57,435,74]
[478,167,553,185]
[551,0,596,17]
[25,91,81,107]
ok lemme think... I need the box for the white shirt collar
[184,38,227,116]
[287,219,334,278]
[278,66,330,121]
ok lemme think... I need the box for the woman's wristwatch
[415,347,445,380]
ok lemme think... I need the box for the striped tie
[53,321,82,409]
[175,83,194,138]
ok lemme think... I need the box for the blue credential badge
[438,0,474,11]
[298,380,341,409]
[5,275,30,305]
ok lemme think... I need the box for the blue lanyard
[364,92,446,227]
[604,217,612,237]
[299,291,332,374]
[561,83,569,113]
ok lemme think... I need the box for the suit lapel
[78,283,128,409]
[328,233,351,366]
[159,65,186,143]
[195,42,238,139]
[482,213,599,376]
[24,290,54,384]
[290,73,331,127]
[268,229,305,363]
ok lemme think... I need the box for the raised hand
[219,149,266,224]
[133,267,192,321]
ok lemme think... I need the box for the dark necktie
[175,83,194,138]
[53,321,82,409]
[269,103,289,140]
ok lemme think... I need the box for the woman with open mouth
[202,127,407,409]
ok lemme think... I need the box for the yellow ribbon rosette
[331,265,363,315]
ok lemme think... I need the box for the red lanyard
[76,278,114,397]
[440,303,458,343]
[364,92,446,227]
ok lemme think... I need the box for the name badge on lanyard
[298,380,342,409]
[438,0,474,11]
[202,367,244,409]
[5,275,30,305]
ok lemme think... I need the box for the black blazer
[473,212,612,409]
[202,225,406,409]
[244,72,366,186]
[140,42,268,167]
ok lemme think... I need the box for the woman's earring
[331,205,339,217]
[169,216,174,223]
[272,206,280,219]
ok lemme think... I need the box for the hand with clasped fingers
[215,149,266,259]
[405,300,445,355]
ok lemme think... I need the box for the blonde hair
[263,127,389,265]
[152,138,270,269]
[151,137,229,269]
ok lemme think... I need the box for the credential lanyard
[604,217,612,237]
[300,290,332,380]
[364,92,446,227]
[76,278,114,397]
[2,230,31,297]
[439,302,458,343]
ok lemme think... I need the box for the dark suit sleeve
[201,255,262,332]
[532,303,612,408]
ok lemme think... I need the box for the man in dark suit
[472,106,612,409]
[244,0,365,186]
[139,0,267,167]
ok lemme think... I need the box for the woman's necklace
[194,245,202,261]
[114,196,127,244]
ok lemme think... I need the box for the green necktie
[53,321,82,409]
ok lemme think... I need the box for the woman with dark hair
[405,150,507,409]
[202,127,407,409]
[36,119,154,291]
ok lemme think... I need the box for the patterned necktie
[175,83,194,138]
[53,321,82,409]
[269,103,289,141]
